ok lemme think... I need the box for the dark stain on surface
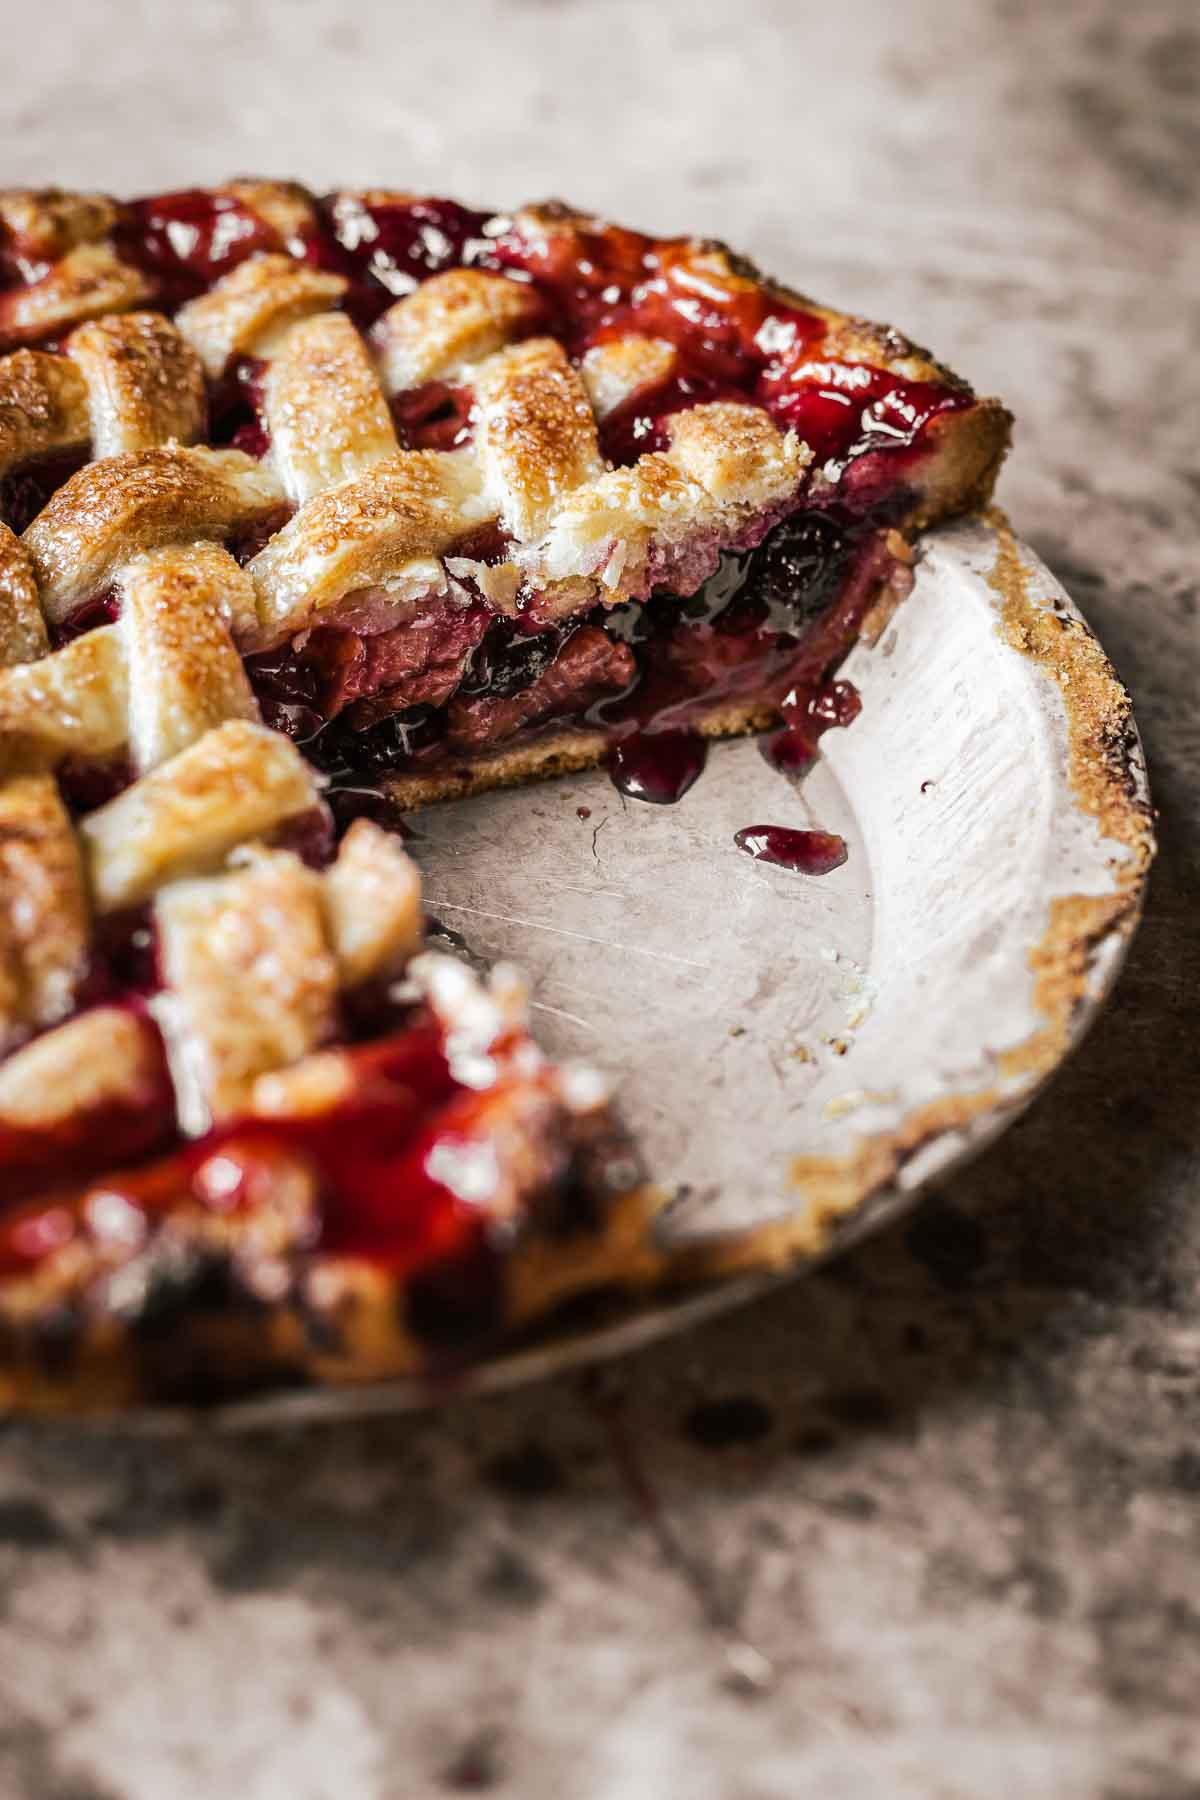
[88,1470,224,1542]
[824,1387,896,1431]
[1144,27,1200,97]
[0,1497,67,1548]
[992,1556,1069,1622]
[792,1425,839,1457]
[1060,77,1198,208]
[1166,1449,1200,1494]
[827,1490,879,1521]
[441,1727,505,1791]
[0,1716,123,1800]
[682,1394,773,1449]
[478,1545,546,1608]
[480,1439,567,1499]
[905,1199,989,1289]
[207,1499,454,1595]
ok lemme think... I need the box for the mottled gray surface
[1,0,1198,1795]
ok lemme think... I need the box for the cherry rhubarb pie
[0,182,1009,1410]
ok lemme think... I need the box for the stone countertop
[0,1,1197,1795]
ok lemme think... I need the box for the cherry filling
[0,1005,616,1351]
[0,1003,174,1207]
[391,381,476,452]
[207,354,270,456]
[0,449,90,535]
[114,190,289,309]
[734,826,848,876]
[263,511,892,807]
[320,196,509,330]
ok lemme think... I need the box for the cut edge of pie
[0,181,1010,1411]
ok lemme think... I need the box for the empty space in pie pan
[128,510,1151,1432]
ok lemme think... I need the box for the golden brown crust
[0,524,48,666]
[225,180,319,243]
[66,312,206,456]
[321,817,422,986]
[0,188,120,261]
[475,337,605,540]
[176,253,347,378]
[0,775,90,1047]
[23,445,285,621]
[0,347,90,477]
[118,544,260,772]
[580,335,678,420]
[154,849,339,1129]
[0,624,128,775]
[0,244,152,351]
[372,268,539,391]
[244,449,484,649]
[79,719,321,912]
[667,402,810,507]
[0,1006,160,1125]
[264,311,398,503]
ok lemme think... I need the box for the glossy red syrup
[391,381,476,452]
[608,728,708,804]
[115,190,287,308]
[733,826,848,875]
[0,1014,517,1306]
[321,196,505,329]
[761,677,863,779]
[0,1010,175,1211]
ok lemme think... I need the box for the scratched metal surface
[143,514,1141,1435]
[1,1,1197,1796]
[416,516,1138,1236]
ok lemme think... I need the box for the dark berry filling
[733,826,848,875]
[270,511,887,802]
[391,380,476,452]
[0,999,624,1359]
[114,190,287,310]
[0,448,89,534]
[207,354,269,455]
[320,195,508,329]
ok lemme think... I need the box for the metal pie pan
[89,512,1155,1433]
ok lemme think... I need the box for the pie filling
[247,509,909,804]
[0,989,631,1353]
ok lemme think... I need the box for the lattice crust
[0,184,1009,1257]
[0,246,153,347]
[0,813,422,1139]
[0,775,89,1050]
[1,244,814,652]
[0,1003,161,1122]
[155,822,421,1129]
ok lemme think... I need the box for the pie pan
[107,509,1153,1431]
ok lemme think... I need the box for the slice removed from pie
[0,183,1009,1409]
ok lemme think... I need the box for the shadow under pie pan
[73,510,1151,1434]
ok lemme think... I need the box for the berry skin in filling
[255,510,902,814]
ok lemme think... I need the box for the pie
[0,182,1009,1411]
